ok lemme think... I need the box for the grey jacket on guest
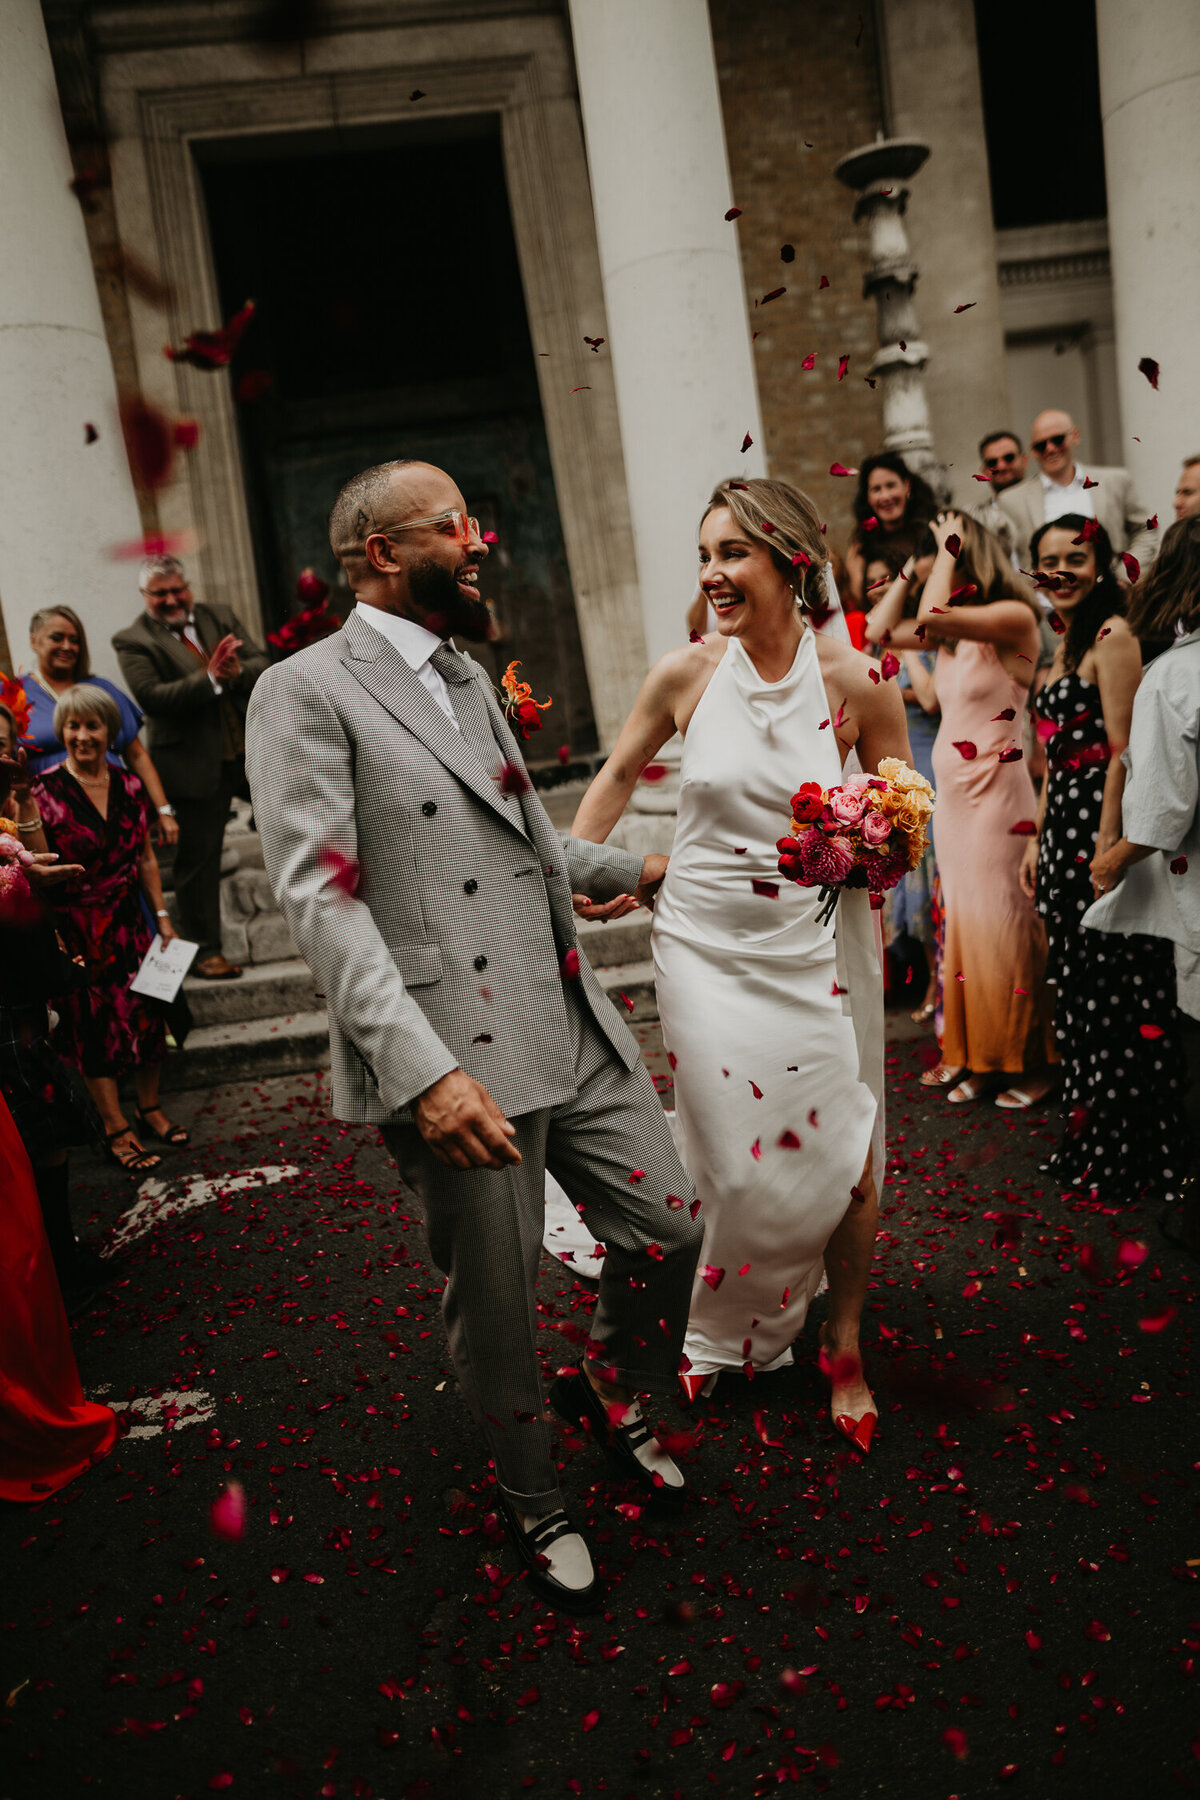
[245,610,645,1123]
[998,466,1158,572]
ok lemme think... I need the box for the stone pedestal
[567,0,766,668]
[835,138,948,502]
[0,0,142,682]
[1097,0,1200,522]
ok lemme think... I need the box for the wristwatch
[158,804,176,817]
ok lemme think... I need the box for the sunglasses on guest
[1031,433,1069,455]
[983,451,1019,470]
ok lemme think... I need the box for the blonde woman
[572,479,910,1450]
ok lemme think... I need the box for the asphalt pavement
[1,1012,1196,1800]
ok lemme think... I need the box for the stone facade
[709,0,886,559]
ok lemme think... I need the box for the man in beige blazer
[998,408,1158,575]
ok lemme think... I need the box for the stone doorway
[197,116,597,756]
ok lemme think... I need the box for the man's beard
[408,556,494,642]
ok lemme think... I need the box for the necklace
[67,763,109,789]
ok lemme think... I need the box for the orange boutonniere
[499,660,552,741]
[0,672,32,742]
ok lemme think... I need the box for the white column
[0,0,143,682]
[567,0,766,668]
[1097,0,1200,523]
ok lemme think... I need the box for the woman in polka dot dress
[1021,516,1185,1200]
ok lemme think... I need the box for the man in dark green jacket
[113,557,267,979]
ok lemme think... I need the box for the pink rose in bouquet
[861,808,892,847]
[828,787,869,827]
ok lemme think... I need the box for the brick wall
[710,0,886,566]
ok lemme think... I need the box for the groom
[246,460,701,1609]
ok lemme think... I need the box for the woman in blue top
[20,607,178,846]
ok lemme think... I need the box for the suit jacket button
[473,954,488,971]
[545,865,555,877]
[463,879,478,894]
[422,801,437,816]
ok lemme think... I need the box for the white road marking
[92,1386,216,1439]
[107,1164,300,1251]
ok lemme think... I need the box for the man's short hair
[139,554,187,593]
[328,460,418,565]
[979,429,1022,460]
[1183,454,1200,470]
[52,683,123,749]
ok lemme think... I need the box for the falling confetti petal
[1137,356,1159,388]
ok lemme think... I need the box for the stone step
[160,1010,331,1093]
[596,959,658,1022]
[576,908,653,967]
[182,958,319,1028]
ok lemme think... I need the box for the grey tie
[428,642,497,761]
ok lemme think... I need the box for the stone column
[0,0,142,682]
[874,0,1012,505]
[1096,0,1200,522]
[567,0,766,670]
[835,139,947,500]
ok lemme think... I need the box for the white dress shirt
[355,602,459,728]
[1041,464,1096,525]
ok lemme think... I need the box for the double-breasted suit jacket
[112,602,267,802]
[245,610,646,1123]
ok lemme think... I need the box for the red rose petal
[1137,356,1159,389]
[953,741,978,760]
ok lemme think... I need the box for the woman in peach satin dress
[868,511,1056,1106]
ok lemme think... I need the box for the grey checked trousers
[383,983,702,1511]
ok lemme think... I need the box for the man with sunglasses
[964,429,1027,562]
[246,460,702,1611]
[113,556,267,979]
[997,407,1158,575]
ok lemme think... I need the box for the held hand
[413,1068,522,1171]
[1017,837,1039,901]
[156,812,180,847]
[572,892,641,921]
[634,853,669,910]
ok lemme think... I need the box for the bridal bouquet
[776,757,935,925]
[0,822,37,923]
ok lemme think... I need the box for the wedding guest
[1128,512,1200,663]
[574,477,910,1450]
[34,685,188,1173]
[863,542,940,1020]
[902,513,1057,1106]
[1020,517,1183,1199]
[843,452,938,607]
[0,708,115,1316]
[18,610,178,852]
[113,557,267,980]
[997,409,1158,572]
[0,1091,119,1504]
[963,429,1026,562]
[1173,456,1200,523]
[1087,519,1199,1240]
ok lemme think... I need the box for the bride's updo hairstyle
[703,478,830,615]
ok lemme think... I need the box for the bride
[570,478,912,1449]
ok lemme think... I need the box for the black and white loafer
[549,1363,688,1514]
[494,1491,603,1612]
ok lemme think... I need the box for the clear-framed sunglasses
[374,509,481,545]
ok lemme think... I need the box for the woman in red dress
[0,1090,118,1501]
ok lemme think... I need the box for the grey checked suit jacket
[245,610,646,1123]
[997,467,1158,572]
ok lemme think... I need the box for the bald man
[998,409,1158,574]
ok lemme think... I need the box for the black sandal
[135,1107,190,1148]
[104,1127,161,1175]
